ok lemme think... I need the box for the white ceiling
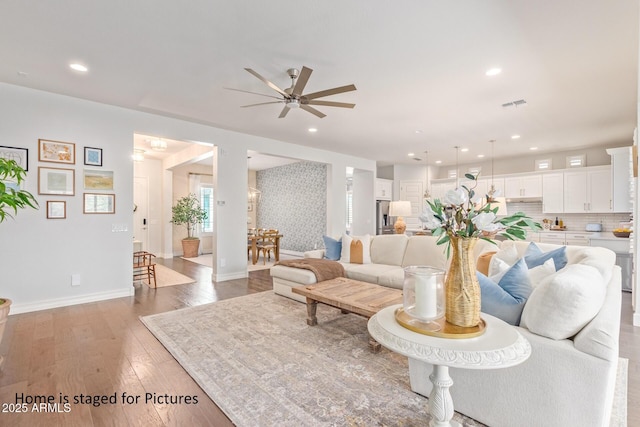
[1,1,638,167]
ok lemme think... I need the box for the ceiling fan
[227,66,356,118]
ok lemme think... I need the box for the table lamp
[389,201,412,234]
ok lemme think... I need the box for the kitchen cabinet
[504,174,542,199]
[538,232,590,246]
[429,180,455,201]
[478,178,505,200]
[542,173,564,213]
[607,147,633,213]
[563,166,612,213]
[375,178,393,200]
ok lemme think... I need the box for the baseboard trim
[10,287,134,315]
[634,312,640,327]
[212,271,248,282]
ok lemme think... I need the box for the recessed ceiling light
[486,67,502,76]
[460,148,469,152]
[308,128,317,133]
[408,153,415,157]
[511,134,521,139]
[477,154,485,158]
[415,130,423,134]
[435,160,442,164]
[529,147,538,151]
[17,71,28,77]
[69,63,88,72]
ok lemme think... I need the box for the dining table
[248,233,283,265]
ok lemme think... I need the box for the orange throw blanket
[275,259,345,282]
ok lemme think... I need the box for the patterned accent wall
[257,162,326,252]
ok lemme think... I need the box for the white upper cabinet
[375,178,393,200]
[563,166,612,213]
[607,147,633,213]
[542,173,564,213]
[504,174,542,199]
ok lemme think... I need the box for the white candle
[414,273,437,319]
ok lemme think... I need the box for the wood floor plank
[0,259,637,425]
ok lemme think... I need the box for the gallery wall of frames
[0,139,115,220]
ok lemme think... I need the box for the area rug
[182,254,213,267]
[141,292,628,426]
[137,264,195,288]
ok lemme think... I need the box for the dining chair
[257,229,279,264]
[133,251,157,288]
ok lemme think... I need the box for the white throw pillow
[488,242,519,277]
[340,234,372,264]
[527,258,556,288]
[488,258,511,283]
[520,264,606,340]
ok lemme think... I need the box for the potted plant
[0,158,38,366]
[171,193,208,258]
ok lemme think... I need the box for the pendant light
[423,149,431,200]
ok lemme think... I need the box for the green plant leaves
[0,158,38,223]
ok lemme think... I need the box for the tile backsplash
[506,202,632,232]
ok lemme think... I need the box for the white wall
[0,83,376,312]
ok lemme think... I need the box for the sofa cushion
[340,234,371,264]
[477,258,532,325]
[369,234,409,266]
[322,235,342,260]
[376,269,406,289]
[524,242,568,271]
[401,236,447,269]
[520,264,607,340]
[344,263,400,285]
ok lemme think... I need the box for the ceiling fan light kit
[229,66,357,118]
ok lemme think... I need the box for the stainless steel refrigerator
[376,200,394,235]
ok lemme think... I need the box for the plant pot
[445,237,481,328]
[182,239,200,258]
[0,298,11,369]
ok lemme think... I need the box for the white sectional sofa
[271,234,471,303]
[270,235,622,427]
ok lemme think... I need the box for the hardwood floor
[0,258,638,426]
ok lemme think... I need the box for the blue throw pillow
[477,258,533,325]
[524,242,568,271]
[322,235,342,261]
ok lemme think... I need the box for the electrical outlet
[220,258,226,267]
[71,274,81,286]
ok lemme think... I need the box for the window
[200,185,214,233]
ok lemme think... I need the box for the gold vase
[445,236,481,327]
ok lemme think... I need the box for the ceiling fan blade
[241,101,283,108]
[291,66,313,97]
[244,68,289,97]
[304,84,357,100]
[307,100,355,109]
[278,106,290,118]
[224,87,282,100]
[300,104,326,118]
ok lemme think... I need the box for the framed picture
[83,193,115,214]
[46,201,66,219]
[84,147,102,166]
[38,167,75,195]
[83,169,113,190]
[0,145,29,170]
[38,139,75,164]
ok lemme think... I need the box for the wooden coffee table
[292,277,403,352]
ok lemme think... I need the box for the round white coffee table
[368,305,531,427]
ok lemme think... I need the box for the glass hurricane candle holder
[403,266,445,322]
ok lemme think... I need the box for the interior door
[133,176,149,251]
